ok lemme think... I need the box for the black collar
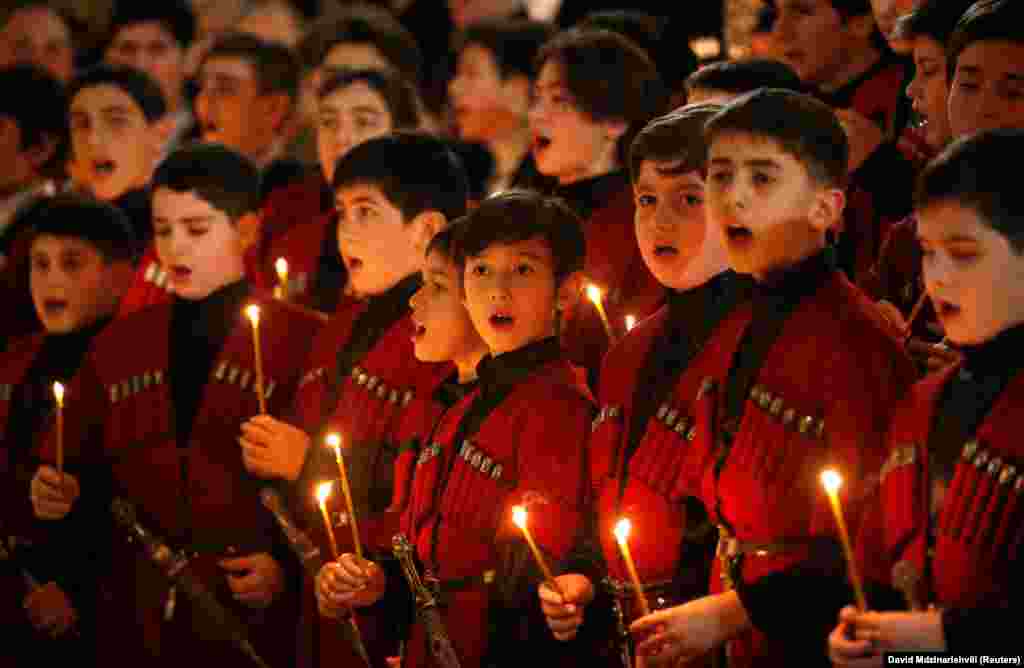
[173,279,251,339]
[752,250,835,310]
[554,170,629,220]
[959,323,1024,383]
[476,337,561,396]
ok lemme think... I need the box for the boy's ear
[808,187,846,234]
[410,210,447,255]
[556,271,584,313]
[237,211,263,253]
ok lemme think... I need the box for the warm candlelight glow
[52,381,65,407]
[585,283,615,341]
[326,433,342,451]
[625,315,637,332]
[245,304,267,414]
[512,505,528,530]
[245,304,260,326]
[317,481,333,505]
[329,433,363,559]
[614,517,631,544]
[275,257,289,283]
[586,284,602,305]
[821,467,867,611]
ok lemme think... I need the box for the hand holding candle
[512,505,564,597]
[625,314,636,333]
[821,469,868,611]
[327,433,362,560]
[245,305,267,415]
[52,382,65,479]
[317,482,340,560]
[274,258,289,301]
[586,283,615,341]
[613,518,650,617]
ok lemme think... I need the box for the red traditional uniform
[38,284,325,668]
[0,323,112,666]
[400,338,593,667]
[292,275,453,666]
[857,327,1024,652]
[116,244,175,317]
[554,171,665,388]
[681,254,915,665]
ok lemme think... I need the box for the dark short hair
[21,193,137,262]
[0,1,69,31]
[443,139,495,203]
[705,88,848,187]
[203,33,300,101]
[826,0,873,19]
[630,103,724,183]
[299,4,421,84]
[318,67,420,130]
[915,127,1024,252]
[576,10,697,89]
[453,190,585,285]
[331,132,468,223]
[152,143,262,221]
[536,28,668,165]
[0,65,69,175]
[68,64,167,122]
[454,19,554,80]
[107,1,195,48]
[947,0,1024,80]
[685,59,803,97]
[426,217,464,260]
[893,0,976,45]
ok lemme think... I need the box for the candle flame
[512,505,527,530]
[586,284,603,305]
[275,257,289,282]
[52,381,65,406]
[614,518,631,544]
[326,432,342,452]
[245,304,260,326]
[317,481,333,505]
[625,315,637,332]
[821,469,842,495]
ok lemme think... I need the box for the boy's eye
[61,257,82,272]
[708,170,732,185]
[188,226,209,237]
[319,117,338,131]
[752,172,774,186]
[31,257,49,271]
[470,264,488,277]
[515,263,533,276]
[155,226,172,238]
[636,194,656,208]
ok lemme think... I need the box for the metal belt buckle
[716,527,739,590]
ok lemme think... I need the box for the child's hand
[23,582,77,637]
[828,606,881,668]
[316,554,385,615]
[30,467,80,520]
[219,552,285,608]
[538,573,595,641]
[630,591,749,664]
[239,416,311,481]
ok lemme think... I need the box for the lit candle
[244,305,267,414]
[625,314,637,332]
[52,382,64,479]
[512,506,564,597]
[586,283,615,341]
[274,258,289,301]
[327,433,362,560]
[821,469,868,611]
[613,518,650,617]
[317,482,340,560]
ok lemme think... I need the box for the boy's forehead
[957,40,1024,78]
[111,21,177,46]
[636,159,704,186]
[152,186,225,218]
[335,182,393,207]
[708,131,796,166]
[324,42,389,72]
[202,55,258,84]
[31,233,99,255]
[71,84,147,118]
[472,235,554,262]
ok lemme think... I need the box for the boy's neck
[818,46,883,95]
[751,241,830,285]
[455,348,488,383]
[251,137,286,170]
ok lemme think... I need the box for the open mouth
[170,265,192,281]
[489,313,515,329]
[93,160,116,176]
[345,256,364,272]
[725,225,753,243]
[653,244,679,258]
[43,298,68,315]
[412,322,427,341]
[935,299,961,319]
